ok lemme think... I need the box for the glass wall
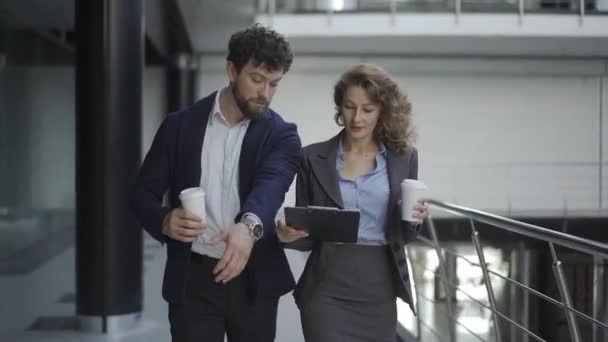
[0,28,75,268]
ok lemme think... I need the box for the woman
[277,64,428,341]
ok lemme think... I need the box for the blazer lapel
[238,113,265,202]
[386,150,406,212]
[182,91,216,189]
[309,133,344,209]
[385,149,409,239]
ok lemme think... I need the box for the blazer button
[392,242,401,252]
[397,258,406,267]
[403,274,410,281]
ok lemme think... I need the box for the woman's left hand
[411,199,429,224]
[275,220,309,243]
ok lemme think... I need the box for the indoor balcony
[255,0,608,57]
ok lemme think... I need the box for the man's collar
[210,87,250,128]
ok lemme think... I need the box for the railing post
[408,247,423,341]
[445,250,458,302]
[256,0,267,14]
[579,0,585,26]
[518,0,525,25]
[427,214,456,342]
[509,242,533,342]
[454,0,462,23]
[268,0,275,26]
[592,257,607,342]
[284,0,296,12]
[549,243,582,342]
[470,219,503,342]
[390,0,397,26]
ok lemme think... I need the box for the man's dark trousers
[168,253,279,342]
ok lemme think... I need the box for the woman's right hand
[275,220,309,243]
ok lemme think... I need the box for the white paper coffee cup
[400,179,428,222]
[179,187,206,221]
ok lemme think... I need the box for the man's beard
[231,84,269,121]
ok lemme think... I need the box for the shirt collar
[337,138,387,161]
[209,88,250,128]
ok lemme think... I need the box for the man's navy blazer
[132,91,302,303]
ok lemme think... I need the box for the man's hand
[208,223,255,283]
[275,220,308,243]
[161,208,205,243]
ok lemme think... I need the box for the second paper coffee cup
[400,179,428,222]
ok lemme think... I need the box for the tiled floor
[0,210,74,274]
[0,233,172,342]
[0,228,498,342]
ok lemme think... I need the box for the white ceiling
[177,0,256,52]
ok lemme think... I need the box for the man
[132,24,301,342]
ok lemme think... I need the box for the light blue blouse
[336,141,390,245]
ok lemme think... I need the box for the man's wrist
[235,222,256,242]
[240,213,264,241]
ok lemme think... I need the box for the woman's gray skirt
[300,243,398,342]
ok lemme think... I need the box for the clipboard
[284,206,360,243]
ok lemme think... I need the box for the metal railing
[407,199,608,342]
[258,0,608,24]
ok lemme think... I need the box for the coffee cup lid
[180,187,205,197]
[401,179,427,189]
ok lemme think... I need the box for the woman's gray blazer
[288,132,421,313]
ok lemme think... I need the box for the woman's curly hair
[334,64,415,152]
[227,24,293,74]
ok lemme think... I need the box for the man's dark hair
[227,24,293,74]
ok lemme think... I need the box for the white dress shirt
[191,89,250,258]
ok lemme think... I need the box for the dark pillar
[167,53,199,112]
[75,0,144,333]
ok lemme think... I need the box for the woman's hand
[411,199,429,224]
[275,220,309,243]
